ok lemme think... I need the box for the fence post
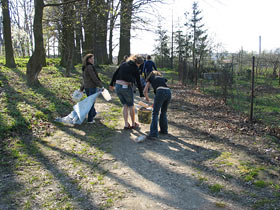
[250,56,255,122]
[195,58,198,87]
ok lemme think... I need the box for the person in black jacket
[143,55,157,79]
[110,54,144,129]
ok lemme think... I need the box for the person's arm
[152,61,157,70]
[143,82,150,102]
[109,67,120,87]
[134,67,144,97]
[87,66,103,87]
[80,84,84,92]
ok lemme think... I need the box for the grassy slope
[0,58,124,209]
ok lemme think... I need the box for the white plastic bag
[72,90,83,102]
[55,91,101,125]
[101,88,111,101]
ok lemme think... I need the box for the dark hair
[121,55,129,64]
[82,54,94,68]
[146,55,151,60]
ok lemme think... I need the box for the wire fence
[178,57,280,128]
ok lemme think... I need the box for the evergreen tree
[189,1,208,68]
[154,23,170,68]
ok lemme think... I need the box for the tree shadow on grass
[0,70,99,209]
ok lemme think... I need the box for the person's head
[123,55,128,61]
[83,53,94,66]
[146,55,151,60]
[146,70,162,81]
[127,54,144,67]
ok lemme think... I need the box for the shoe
[88,120,95,124]
[147,135,158,140]
[124,123,132,129]
[131,122,140,129]
[159,131,168,135]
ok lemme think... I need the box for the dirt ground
[100,84,279,210]
[1,84,279,210]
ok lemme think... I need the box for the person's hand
[109,86,114,91]
[145,97,149,102]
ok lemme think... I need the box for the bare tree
[26,0,45,85]
[118,0,133,64]
[59,0,75,76]
[108,0,121,64]
[1,0,16,68]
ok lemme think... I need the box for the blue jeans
[85,87,98,122]
[149,89,171,137]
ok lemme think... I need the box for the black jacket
[110,61,144,97]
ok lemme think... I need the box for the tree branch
[44,0,82,7]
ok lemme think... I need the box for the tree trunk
[83,0,95,55]
[118,0,133,64]
[1,0,16,68]
[59,0,75,76]
[26,0,45,85]
[108,0,114,64]
[94,0,109,65]
[73,4,82,64]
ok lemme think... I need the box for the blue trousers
[85,87,98,122]
[149,89,171,137]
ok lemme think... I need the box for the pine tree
[154,23,170,68]
[189,1,208,68]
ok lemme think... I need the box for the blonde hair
[82,53,94,67]
[126,54,144,65]
[146,70,162,81]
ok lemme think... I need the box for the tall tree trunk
[1,0,16,68]
[118,0,133,64]
[73,4,82,64]
[94,0,109,65]
[83,0,95,55]
[108,0,114,64]
[26,0,45,85]
[59,1,75,76]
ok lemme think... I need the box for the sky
[130,0,280,55]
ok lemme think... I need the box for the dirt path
[93,99,244,210]
[102,118,241,210]
[1,84,279,210]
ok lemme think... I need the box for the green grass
[0,57,127,209]
[202,72,280,127]
[209,183,224,193]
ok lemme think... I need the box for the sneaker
[87,119,95,124]
[147,135,158,140]
[159,131,168,135]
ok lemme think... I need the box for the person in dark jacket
[143,55,157,79]
[144,71,171,139]
[109,54,144,129]
[80,53,103,124]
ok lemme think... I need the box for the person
[143,55,157,79]
[120,55,128,64]
[109,54,144,129]
[144,71,171,139]
[80,53,103,124]
[139,57,146,89]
